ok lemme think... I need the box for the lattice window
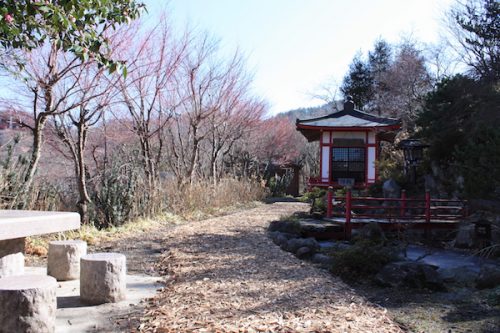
[332,147,365,182]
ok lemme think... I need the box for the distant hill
[274,100,342,123]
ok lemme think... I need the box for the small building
[296,97,400,189]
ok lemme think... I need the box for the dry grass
[165,178,267,219]
[137,201,403,333]
[25,213,183,258]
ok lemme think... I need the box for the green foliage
[0,135,60,210]
[302,187,327,215]
[453,127,500,197]
[301,187,326,202]
[0,136,30,208]
[417,74,500,197]
[376,155,404,182]
[267,171,292,197]
[90,156,140,229]
[486,286,500,306]
[330,239,398,280]
[0,0,145,73]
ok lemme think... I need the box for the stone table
[0,210,80,278]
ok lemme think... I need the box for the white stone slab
[0,210,80,240]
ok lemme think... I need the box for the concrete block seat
[80,253,127,305]
[48,240,87,281]
[0,210,80,278]
[0,274,57,333]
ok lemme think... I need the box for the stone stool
[47,240,87,281]
[0,238,25,278]
[80,253,126,305]
[0,275,57,333]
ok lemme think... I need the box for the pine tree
[368,39,392,115]
[450,0,500,81]
[340,53,373,110]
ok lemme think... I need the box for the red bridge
[325,189,468,239]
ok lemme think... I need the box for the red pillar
[326,186,333,218]
[425,190,431,237]
[400,189,406,217]
[345,189,352,239]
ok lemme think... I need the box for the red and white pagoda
[296,97,400,189]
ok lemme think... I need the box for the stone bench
[80,253,127,305]
[0,210,80,278]
[47,240,87,281]
[0,274,57,332]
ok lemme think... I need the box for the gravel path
[135,201,403,333]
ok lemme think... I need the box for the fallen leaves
[135,202,403,333]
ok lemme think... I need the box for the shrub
[89,153,142,229]
[0,136,61,210]
[330,239,398,280]
[301,187,327,215]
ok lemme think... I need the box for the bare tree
[50,63,115,223]
[115,17,188,192]
[205,97,266,184]
[166,37,257,185]
[0,43,88,196]
[378,41,433,131]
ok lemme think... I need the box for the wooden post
[400,189,406,217]
[326,186,333,218]
[425,190,431,238]
[345,189,352,240]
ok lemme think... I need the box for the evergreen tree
[367,39,392,115]
[450,0,500,82]
[417,74,500,197]
[340,53,373,109]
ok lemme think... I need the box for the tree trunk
[22,115,48,197]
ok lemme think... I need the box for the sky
[142,0,455,115]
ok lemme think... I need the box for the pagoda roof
[296,98,400,141]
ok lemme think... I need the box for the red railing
[326,188,468,239]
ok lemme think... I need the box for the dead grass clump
[166,178,267,218]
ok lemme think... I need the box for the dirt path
[113,201,402,332]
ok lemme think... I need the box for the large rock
[357,224,386,243]
[268,220,300,235]
[375,261,445,290]
[297,219,343,239]
[296,246,313,259]
[285,237,320,254]
[0,275,57,333]
[424,174,438,194]
[383,179,401,198]
[311,253,335,268]
[454,225,476,248]
[47,240,87,281]
[80,253,127,305]
[476,265,500,289]
[268,231,294,248]
[438,266,479,287]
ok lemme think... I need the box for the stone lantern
[398,139,429,183]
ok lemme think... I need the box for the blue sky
[143,0,454,114]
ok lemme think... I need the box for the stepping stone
[0,274,57,333]
[80,253,126,305]
[47,240,87,281]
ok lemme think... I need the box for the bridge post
[425,190,431,238]
[326,187,333,218]
[400,189,406,217]
[345,189,352,239]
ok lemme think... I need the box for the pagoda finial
[344,95,354,112]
